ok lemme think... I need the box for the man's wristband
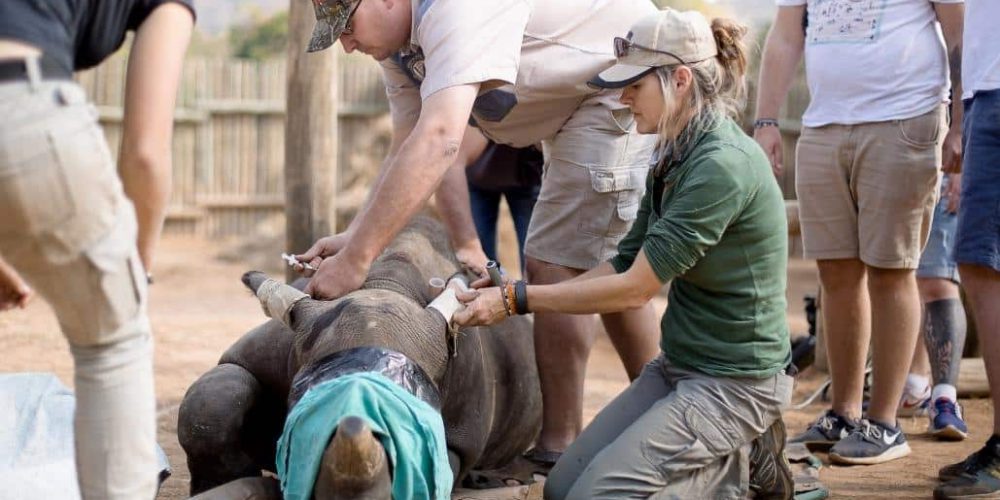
[514,280,529,315]
[753,118,780,130]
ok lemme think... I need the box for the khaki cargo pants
[545,354,793,499]
[0,73,157,500]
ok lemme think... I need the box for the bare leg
[527,257,597,452]
[817,258,870,421]
[600,307,660,381]
[866,266,922,425]
[958,264,1000,433]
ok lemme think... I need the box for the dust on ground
[0,235,991,499]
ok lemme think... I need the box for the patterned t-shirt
[775,0,962,126]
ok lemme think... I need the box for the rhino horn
[314,416,392,499]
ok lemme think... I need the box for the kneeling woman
[454,9,793,499]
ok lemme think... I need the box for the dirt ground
[0,235,992,499]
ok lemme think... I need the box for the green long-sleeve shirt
[610,118,790,378]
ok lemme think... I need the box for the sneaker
[939,436,1000,482]
[788,409,856,450]
[829,419,911,465]
[898,385,932,417]
[749,418,794,500]
[934,441,1000,499]
[929,398,969,441]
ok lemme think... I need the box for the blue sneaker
[929,398,968,441]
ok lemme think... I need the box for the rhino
[178,217,542,499]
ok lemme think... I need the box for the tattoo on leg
[922,298,967,387]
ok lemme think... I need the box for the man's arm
[118,3,194,270]
[305,83,480,299]
[753,5,806,176]
[435,126,490,275]
[935,1,964,173]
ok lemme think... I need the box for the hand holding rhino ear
[453,287,508,326]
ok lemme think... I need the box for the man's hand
[942,128,963,174]
[754,126,784,177]
[294,232,354,276]
[453,287,508,326]
[945,173,962,214]
[303,250,370,300]
[454,241,490,279]
[0,258,32,311]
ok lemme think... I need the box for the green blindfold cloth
[276,372,453,500]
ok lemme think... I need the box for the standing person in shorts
[933,1,1000,496]
[898,172,969,440]
[292,0,662,464]
[755,0,964,465]
[0,1,193,497]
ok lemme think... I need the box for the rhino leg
[179,363,286,495]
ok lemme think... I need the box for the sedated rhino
[178,217,542,499]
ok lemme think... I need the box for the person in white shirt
[755,0,964,466]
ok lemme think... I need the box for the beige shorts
[0,81,148,347]
[795,106,945,269]
[524,93,657,270]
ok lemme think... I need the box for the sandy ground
[0,235,992,499]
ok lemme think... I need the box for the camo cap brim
[307,0,359,53]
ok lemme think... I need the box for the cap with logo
[590,8,718,89]
[308,0,362,53]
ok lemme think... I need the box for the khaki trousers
[0,75,157,500]
[545,354,792,500]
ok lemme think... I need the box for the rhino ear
[242,271,309,328]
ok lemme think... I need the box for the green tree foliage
[230,11,289,60]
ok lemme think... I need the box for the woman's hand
[453,287,508,326]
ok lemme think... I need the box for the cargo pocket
[578,166,647,237]
[73,233,145,345]
[683,400,742,458]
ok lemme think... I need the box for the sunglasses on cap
[613,37,687,66]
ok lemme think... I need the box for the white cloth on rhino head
[255,278,309,326]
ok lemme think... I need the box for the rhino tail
[314,416,392,498]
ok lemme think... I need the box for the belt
[0,55,72,83]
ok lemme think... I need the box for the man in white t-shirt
[755,0,964,466]
[934,0,1000,497]
[292,0,663,471]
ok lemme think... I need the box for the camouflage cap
[308,0,361,53]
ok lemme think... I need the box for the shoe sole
[930,425,969,441]
[829,442,912,465]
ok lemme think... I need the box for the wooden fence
[78,52,811,245]
[76,53,391,238]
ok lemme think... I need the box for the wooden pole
[285,0,338,282]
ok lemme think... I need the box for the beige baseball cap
[590,8,718,88]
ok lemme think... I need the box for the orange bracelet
[505,281,517,316]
